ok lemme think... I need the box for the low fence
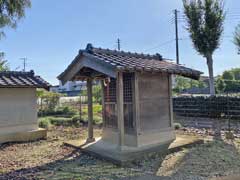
[173,96,240,129]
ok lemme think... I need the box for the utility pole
[20,57,27,72]
[117,38,121,51]
[174,9,180,64]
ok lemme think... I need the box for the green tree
[0,0,31,71]
[173,76,206,93]
[234,24,240,54]
[183,0,225,95]
[216,77,225,93]
[0,0,31,38]
[232,68,240,80]
[81,84,102,104]
[215,68,240,93]
[0,52,9,71]
[222,70,234,80]
[37,89,63,113]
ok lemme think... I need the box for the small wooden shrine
[58,44,201,163]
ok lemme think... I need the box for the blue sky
[0,0,239,85]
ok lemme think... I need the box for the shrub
[71,114,102,126]
[174,123,182,130]
[39,105,77,117]
[93,115,102,125]
[38,109,56,117]
[72,115,80,124]
[49,117,73,126]
[38,118,50,129]
[93,104,102,114]
[55,106,77,116]
[72,115,88,126]
[37,89,63,113]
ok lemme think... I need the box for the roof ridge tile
[84,43,163,61]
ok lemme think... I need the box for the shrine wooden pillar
[117,72,124,149]
[87,78,95,143]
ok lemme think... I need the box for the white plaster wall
[0,88,38,135]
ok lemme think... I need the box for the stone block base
[0,128,47,144]
[80,138,174,165]
[65,135,204,165]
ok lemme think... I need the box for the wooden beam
[86,78,95,143]
[83,53,116,78]
[59,54,116,85]
[59,54,84,84]
[116,71,124,149]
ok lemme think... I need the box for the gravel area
[0,127,239,180]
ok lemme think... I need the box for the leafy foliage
[216,78,225,93]
[49,117,73,127]
[173,76,206,94]
[234,24,240,54]
[183,0,225,57]
[0,52,9,71]
[81,84,102,104]
[224,80,240,93]
[71,104,103,125]
[38,117,51,129]
[37,89,64,115]
[183,0,225,95]
[231,68,240,80]
[216,68,240,93]
[222,70,234,80]
[0,0,31,38]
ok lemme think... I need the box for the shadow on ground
[0,147,144,180]
[121,139,240,180]
[156,139,240,180]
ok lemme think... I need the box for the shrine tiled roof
[59,44,202,80]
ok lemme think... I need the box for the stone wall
[173,96,240,129]
[173,96,240,119]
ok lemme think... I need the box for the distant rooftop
[0,70,51,89]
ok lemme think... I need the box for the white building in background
[50,80,87,96]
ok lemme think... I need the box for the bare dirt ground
[0,127,240,180]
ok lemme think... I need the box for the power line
[145,10,239,56]
[144,39,175,52]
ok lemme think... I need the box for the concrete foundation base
[82,138,172,164]
[65,135,203,165]
[0,128,47,144]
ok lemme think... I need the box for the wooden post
[79,95,82,122]
[134,72,141,136]
[87,78,95,143]
[117,71,124,149]
[168,75,174,127]
[101,80,105,127]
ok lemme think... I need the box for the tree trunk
[206,54,215,96]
